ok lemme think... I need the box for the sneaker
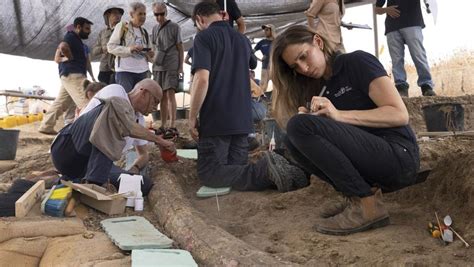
[263,151,309,192]
[313,189,390,235]
[421,85,436,96]
[247,136,260,151]
[395,84,409,97]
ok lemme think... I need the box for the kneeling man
[51,79,175,195]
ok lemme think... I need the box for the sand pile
[0,95,473,265]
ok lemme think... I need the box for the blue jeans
[115,71,148,93]
[386,26,434,89]
[250,98,267,134]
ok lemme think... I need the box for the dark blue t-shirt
[254,39,272,69]
[58,31,87,77]
[325,50,417,144]
[186,47,193,60]
[191,21,256,137]
[376,0,425,35]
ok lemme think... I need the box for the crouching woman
[270,25,420,235]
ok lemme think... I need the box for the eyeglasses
[154,12,165,17]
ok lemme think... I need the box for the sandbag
[0,236,49,267]
[0,217,85,243]
[40,232,127,267]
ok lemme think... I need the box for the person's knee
[287,114,315,135]
[287,114,331,139]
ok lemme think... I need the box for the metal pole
[372,3,379,58]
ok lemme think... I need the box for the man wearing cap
[253,24,276,92]
[39,17,93,135]
[92,6,124,85]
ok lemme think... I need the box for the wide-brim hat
[103,5,125,26]
[104,6,124,16]
[261,24,277,37]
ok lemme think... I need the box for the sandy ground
[1,95,473,265]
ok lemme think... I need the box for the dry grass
[397,49,474,97]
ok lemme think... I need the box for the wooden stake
[15,180,45,218]
[435,211,445,241]
[449,226,470,248]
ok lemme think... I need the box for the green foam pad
[132,249,198,267]
[101,216,173,250]
[176,149,198,159]
[196,186,231,198]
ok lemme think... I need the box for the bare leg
[168,89,177,128]
[160,91,169,128]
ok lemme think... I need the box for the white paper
[118,174,143,207]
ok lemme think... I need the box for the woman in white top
[108,2,154,92]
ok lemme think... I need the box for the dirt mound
[170,136,474,265]
[1,96,473,265]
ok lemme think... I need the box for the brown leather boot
[319,196,350,218]
[314,189,390,235]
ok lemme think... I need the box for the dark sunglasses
[154,12,166,17]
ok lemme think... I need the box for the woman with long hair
[270,25,419,235]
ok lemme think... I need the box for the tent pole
[372,3,379,58]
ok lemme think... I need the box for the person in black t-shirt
[189,2,308,193]
[39,17,93,135]
[207,0,246,33]
[375,0,436,97]
[253,24,276,92]
[271,25,420,235]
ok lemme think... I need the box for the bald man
[50,79,175,195]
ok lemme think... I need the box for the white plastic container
[134,191,144,212]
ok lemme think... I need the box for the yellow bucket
[16,115,28,125]
[4,116,17,128]
[0,118,6,128]
[27,114,37,123]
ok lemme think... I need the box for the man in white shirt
[51,79,174,195]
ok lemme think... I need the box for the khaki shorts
[153,70,178,91]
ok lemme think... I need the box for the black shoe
[247,136,260,151]
[421,85,436,96]
[264,151,309,192]
[395,84,409,97]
